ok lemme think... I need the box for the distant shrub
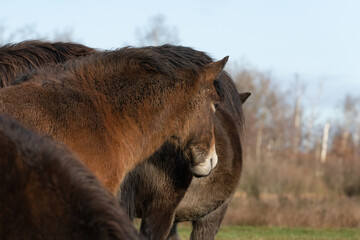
[323,157,360,197]
[239,156,327,198]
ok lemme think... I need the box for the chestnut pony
[0,114,140,239]
[0,44,226,194]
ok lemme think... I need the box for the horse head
[176,57,229,177]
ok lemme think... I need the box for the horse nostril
[210,158,213,169]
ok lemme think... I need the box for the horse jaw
[191,143,218,177]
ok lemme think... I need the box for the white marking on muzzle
[191,143,218,177]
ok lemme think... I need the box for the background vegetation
[223,65,360,228]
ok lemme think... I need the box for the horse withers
[0,45,227,195]
[0,114,140,240]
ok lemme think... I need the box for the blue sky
[1,0,360,122]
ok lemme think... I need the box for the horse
[0,40,97,87]
[118,63,250,239]
[0,42,221,178]
[0,45,227,195]
[0,114,141,240]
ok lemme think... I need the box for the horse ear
[239,92,251,104]
[202,56,229,83]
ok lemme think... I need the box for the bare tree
[291,74,306,156]
[320,123,330,163]
[136,14,179,46]
[331,95,360,159]
[304,82,323,154]
[233,66,293,160]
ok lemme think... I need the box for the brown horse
[0,42,219,179]
[119,66,250,239]
[0,45,226,194]
[0,40,96,87]
[0,114,140,240]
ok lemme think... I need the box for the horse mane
[13,44,219,97]
[80,44,215,78]
[5,43,215,88]
[0,40,97,87]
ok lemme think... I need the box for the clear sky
[1,0,359,122]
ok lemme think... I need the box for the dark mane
[16,45,219,97]
[0,40,97,87]
[66,44,214,78]
[6,43,215,90]
[140,44,213,71]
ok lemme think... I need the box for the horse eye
[214,103,219,109]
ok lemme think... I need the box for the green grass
[177,225,360,240]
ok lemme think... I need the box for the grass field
[177,225,360,240]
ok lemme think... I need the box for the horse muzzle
[191,144,218,177]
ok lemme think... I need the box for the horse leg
[166,222,179,240]
[138,143,193,240]
[139,169,192,240]
[139,171,191,240]
[139,204,177,240]
[190,201,229,240]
